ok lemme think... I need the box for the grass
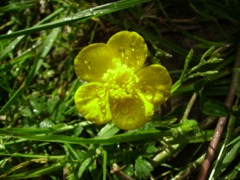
[0,0,240,179]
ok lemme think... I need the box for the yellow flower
[74,31,172,130]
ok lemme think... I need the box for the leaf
[171,80,182,94]
[186,70,218,80]
[201,46,215,61]
[47,96,60,114]
[227,136,240,146]
[135,156,153,179]
[78,158,92,178]
[21,107,33,118]
[97,123,120,137]
[220,139,240,173]
[144,144,158,154]
[171,49,194,94]
[200,95,231,116]
[39,119,55,128]
[30,94,45,116]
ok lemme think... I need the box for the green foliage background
[0,0,239,179]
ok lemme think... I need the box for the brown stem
[197,42,240,180]
[110,163,135,180]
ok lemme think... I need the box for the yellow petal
[74,43,116,82]
[137,64,172,106]
[107,31,148,72]
[74,82,112,124]
[111,93,154,130]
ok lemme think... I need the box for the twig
[173,153,205,180]
[197,42,240,180]
[110,163,135,180]
[153,93,198,164]
[181,92,198,121]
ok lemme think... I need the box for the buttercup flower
[74,31,172,130]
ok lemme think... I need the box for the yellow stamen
[102,64,139,99]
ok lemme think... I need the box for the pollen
[102,65,139,99]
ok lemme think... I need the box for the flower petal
[74,43,116,82]
[137,64,172,106]
[111,93,154,130]
[107,31,148,72]
[74,82,112,124]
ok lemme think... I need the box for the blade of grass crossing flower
[0,28,60,115]
[0,0,151,40]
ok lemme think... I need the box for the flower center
[102,65,139,99]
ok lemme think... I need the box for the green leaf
[97,123,120,138]
[220,139,240,174]
[222,162,240,179]
[39,119,55,128]
[171,49,194,94]
[20,107,33,118]
[144,144,158,154]
[135,156,153,179]
[201,46,215,61]
[78,158,92,178]
[30,95,45,116]
[171,80,182,94]
[200,95,231,116]
[47,96,60,114]
[227,136,240,146]
[123,164,135,177]
[186,70,218,80]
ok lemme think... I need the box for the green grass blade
[0,0,151,40]
[0,28,61,115]
[102,149,107,180]
[6,163,64,179]
[0,7,64,61]
[0,120,205,145]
